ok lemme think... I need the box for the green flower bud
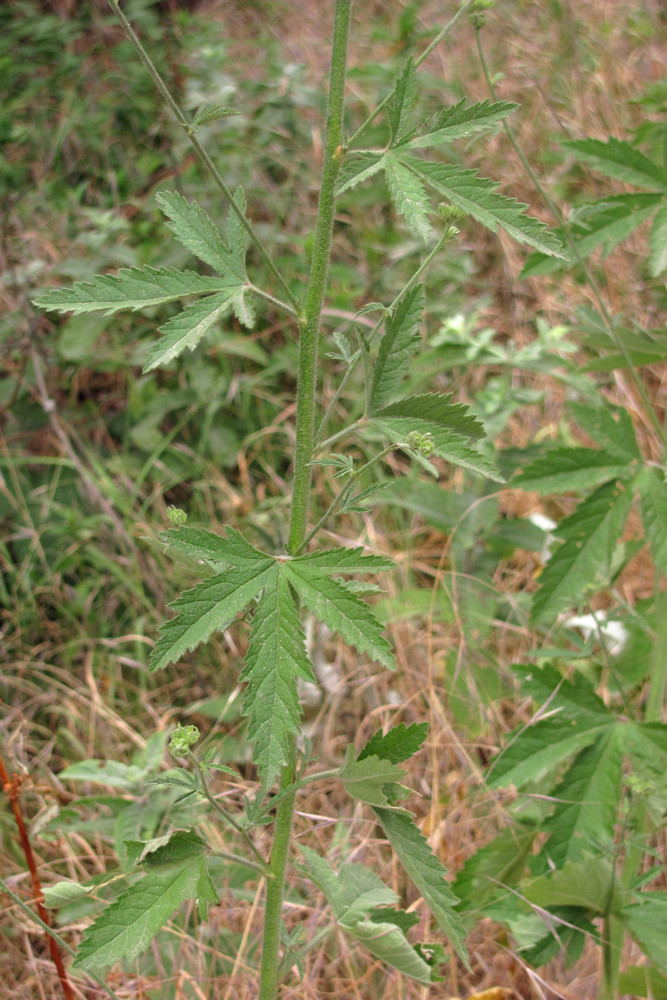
[167,505,188,525]
[169,724,200,756]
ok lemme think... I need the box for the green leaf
[568,402,641,462]
[649,202,667,276]
[453,825,536,916]
[150,559,275,673]
[387,58,417,143]
[291,546,394,575]
[562,137,667,193]
[384,151,433,241]
[531,480,634,622]
[241,566,315,788]
[374,393,485,438]
[162,525,270,570]
[156,191,236,277]
[622,894,667,972]
[403,157,568,258]
[42,880,93,908]
[335,152,385,195]
[191,103,240,128]
[373,415,503,481]
[358,722,428,764]
[33,266,230,316]
[372,807,469,965]
[637,465,667,571]
[73,831,216,972]
[541,727,624,867]
[339,747,407,808]
[523,856,616,914]
[513,447,633,493]
[298,847,435,984]
[370,286,424,411]
[58,759,147,790]
[405,99,517,149]
[143,288,245,372]
[284,563,395,670]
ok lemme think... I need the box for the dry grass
[1,1,665,998]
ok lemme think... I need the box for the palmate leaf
[33,266,230,315]
[242,566,315,788]
[649,201,667,276]
[562,137,667,193]
[637,464,667,571]
[621,894,667,973]
[568,402,640,462]
[144,287,246,372]
[452,825,536,916]
[358,722,428,764]
[387,57,417,144]
[523,856,616,915]
[374,393,485,438]
[405,98,517,150]
[291,546,394,574]
[73,831,216,973]
[370,286,424,410]
[335,151,385,195]
[161,524,270,569]
[339,747,407,808]
[403,157,568,258]
[284,562,396,670]
[530,479,633,622]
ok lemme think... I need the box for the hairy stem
[259,4,353,998]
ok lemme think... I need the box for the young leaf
[370,285,424,411]
[73,831,216,973]
[358,722,428,764]
[339,747,407,808]
[562,137,667,193]
[402,158,568,258]
[33,266,230,315]
[150,559,275,673]
[156,191,236,277]
[373,415,503,482]
[241,566,316,789]
[191,103,240,128]
[384,151,433,241]
[406,98,517,150]
[143,288,246,372]
[372,807,469,965]
[284,563,396,670]
[531,480,633,622]
[374,393,485,438]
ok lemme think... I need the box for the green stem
[106,0,299,315]
[259,5,352,998]
[287,0,352,556]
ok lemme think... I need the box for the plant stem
[287,0,352,557]
[106,0,299,316]
[259,5,352,998]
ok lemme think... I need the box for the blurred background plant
[1,0,666,998]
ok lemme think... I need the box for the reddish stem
[0,754,76,1000]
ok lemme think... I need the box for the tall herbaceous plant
[33,1,567,996]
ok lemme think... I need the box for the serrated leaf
[568,402,640,462]
[345,917,436,983]
[513,447,633,493]
[384,152,433,241]
[373,415,503,482]
[150,559,275,673]
[569,194,660,257]
[541,727,624,867]
[531,480,633,622]
[370,285,424,411]
[291,546,394,575]
[144,289,244,371]
[403,157,568,258]
[453,825,536,916]
[241,566,315,788]
[339,747,407,807]
[621,894,667,972]
[387,58,417,143]
[73,832,216,972]
[284,563,395,670]
[649,202,667,276]
[192,103,239,128]
[523,856,616,914]
[42,880,93,908]
[374,393,485,438]
[358,722,428,764]
[163,525,270,570]
[33,266,230,316]
[156,191,235,277]
[59,759,147,790]
[637,465,667,571]
[406,98,517,150]
[562,137,667,193]
[373,807,469,965]
[335,152,385,196]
